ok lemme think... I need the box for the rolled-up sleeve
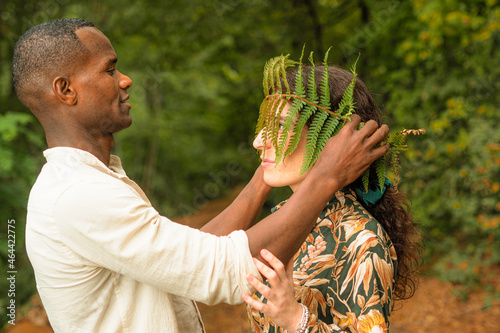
[53,176,260,305]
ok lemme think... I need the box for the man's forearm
[245,172,338,264]
[200,167,272,236]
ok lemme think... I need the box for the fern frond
[401,128,426,137]
[276,96,304,164]
[272,57,284,94]
[388,131,405,150]
[362,168,370,193]
[375,154,386,193]
[262,58,273,95]
[285,103,315,158]
[264,56,280,95]
[295,46,307,98]
[337,64,357,118]
[319,47,332,110]
[268,96,283,152]
[295,52,322,172]
[307,52,318,104]
[255,98,268,135]
[390,151,401,190]
[387,127,425,189]
[310,115,340,168]
[271,97,289,150]
[301,109,328,174]
[275,48,306,163]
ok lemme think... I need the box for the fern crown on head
[256,47,425,192]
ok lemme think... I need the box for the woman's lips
[261,158,275,167]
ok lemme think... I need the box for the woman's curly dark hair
[286,65,424,304]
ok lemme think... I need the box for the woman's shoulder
[319,189,394,249]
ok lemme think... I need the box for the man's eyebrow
[106,58,118,66]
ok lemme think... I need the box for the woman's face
[253,102,310,192]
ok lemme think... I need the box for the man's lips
[120,95,131,108]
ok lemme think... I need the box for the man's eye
[107,69,116,76]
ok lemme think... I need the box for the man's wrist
[300,169,341,199]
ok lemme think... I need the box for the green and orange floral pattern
[247,188,397,333]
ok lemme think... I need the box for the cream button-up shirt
[26,147,260,333]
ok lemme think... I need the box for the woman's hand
[242,249,304,332]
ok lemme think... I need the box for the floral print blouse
[247,188,397,333]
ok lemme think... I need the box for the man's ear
[52,76,77,105]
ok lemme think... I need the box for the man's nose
[118,70,132,90]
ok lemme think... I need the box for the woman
[242,64,423,333]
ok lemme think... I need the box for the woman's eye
[278,123,285,131]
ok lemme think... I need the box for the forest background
[0,0,499,330]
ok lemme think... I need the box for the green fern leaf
[294,46,307,98]
[276,96,304,164]
[306,52,318,104]
[275,48,306,163]
[390,151,401,190]
[337,74,357,118]
[309,115,340,167]
[375,154,386,193]
[285,103,315,158]
[319,47,332,110]
[262,58,272,95]
[271,97,289,149]
[301,109,328,174]
[297,53,322,173]
[272,58,284,93]
[362,168,370,193]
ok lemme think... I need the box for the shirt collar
[271,188,357,214]
[43,147,127,178]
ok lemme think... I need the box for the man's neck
[46,130,114,166]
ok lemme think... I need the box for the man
[14,18,389,332]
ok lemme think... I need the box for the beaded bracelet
[294,303,310,333]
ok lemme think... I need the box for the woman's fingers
[260,249,286,278]
[246,273,271,298]
[253,257,279,283]
[242,293,266,312]
[244,251,302,332]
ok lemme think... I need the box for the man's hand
[311,114,390,190]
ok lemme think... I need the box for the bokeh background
[1,0,499,332]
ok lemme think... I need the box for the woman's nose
[253,130,266,150]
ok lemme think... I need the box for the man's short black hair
[12,18,95,105]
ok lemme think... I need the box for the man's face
[72,27,133,135]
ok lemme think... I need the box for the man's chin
[110,118,132,134]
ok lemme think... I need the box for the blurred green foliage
[0,0,498,328]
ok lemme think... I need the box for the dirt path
[5,187,499,332]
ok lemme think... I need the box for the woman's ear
[52,76,77,105]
